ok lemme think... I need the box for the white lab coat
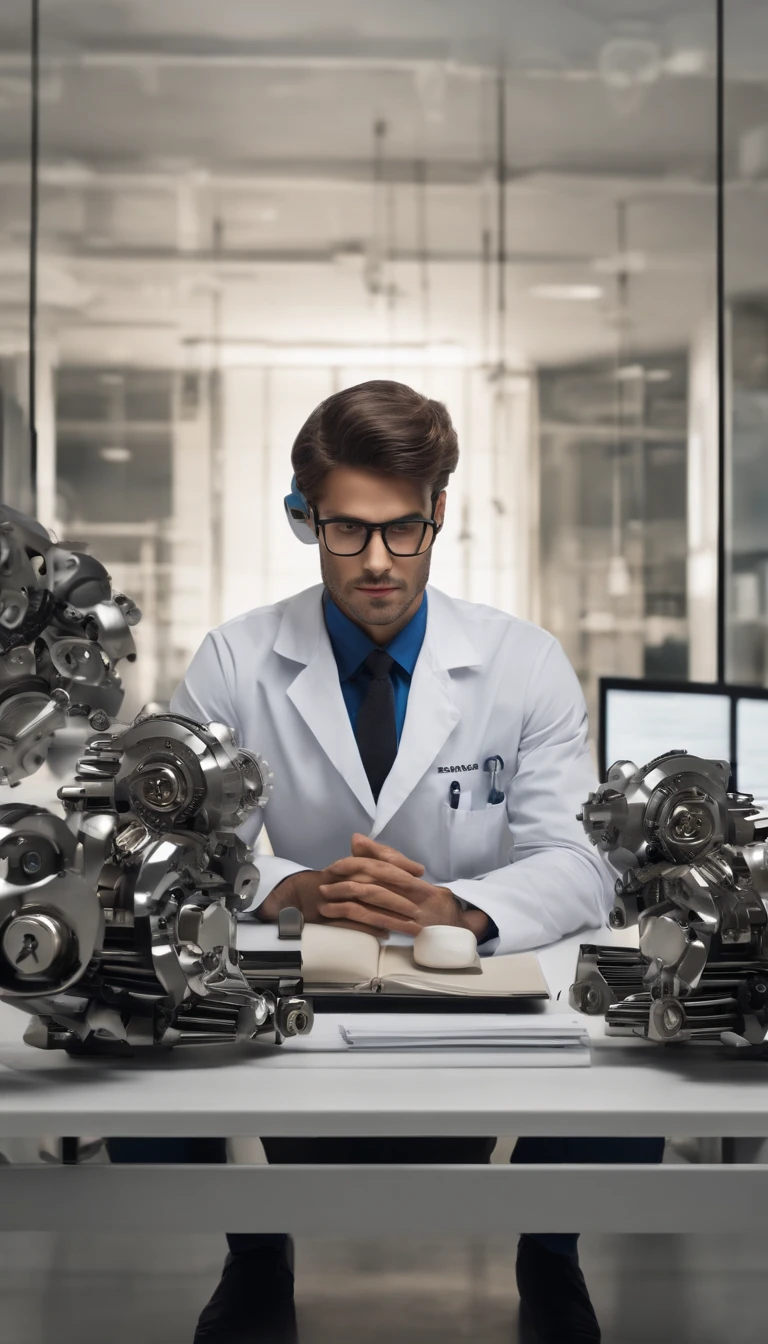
[170,583,613,954]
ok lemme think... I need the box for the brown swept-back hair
[290,380,459,508]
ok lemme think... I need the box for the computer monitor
[735,692,768,807]
[598,679,732,781]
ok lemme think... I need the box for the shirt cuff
[478,917,500,947]
[451,889,500,954]
[241,855,311,915]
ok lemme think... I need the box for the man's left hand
[317,834,490,939]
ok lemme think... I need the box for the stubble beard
[320,552,432,629]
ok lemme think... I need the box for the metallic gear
[1,711,310,1053]
[0,507,311,1055]
[571,751,768,1052]
[0,505,140,786]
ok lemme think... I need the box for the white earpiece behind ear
[283,476,319,545]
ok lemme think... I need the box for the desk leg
[61,1138,79,1166]
[723,1137,768,1163]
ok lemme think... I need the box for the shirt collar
[323,590,428,682]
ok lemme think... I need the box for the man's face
[314,466,445,632]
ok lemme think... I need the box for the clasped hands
[259,833,489,941]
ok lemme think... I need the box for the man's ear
[433,490,447,531]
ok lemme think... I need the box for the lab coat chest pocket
[438,799,510,881]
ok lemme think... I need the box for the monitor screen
[603,687,731,777]
[736,697,768,806]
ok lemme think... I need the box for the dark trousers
[106,1134,665,1261]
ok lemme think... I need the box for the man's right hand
[256,837,425,936]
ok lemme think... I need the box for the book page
[378,945,549,998]
[301,923,381,988]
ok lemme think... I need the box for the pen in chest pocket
[484,755,505,804]
[448,779,472,811]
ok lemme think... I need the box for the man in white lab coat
[173,390,610,953]
[109,380,663,1344]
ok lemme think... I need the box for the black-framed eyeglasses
[313,513,439,557]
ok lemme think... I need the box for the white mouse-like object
[413,925,479,970]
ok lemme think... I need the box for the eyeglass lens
[323,520,431,556]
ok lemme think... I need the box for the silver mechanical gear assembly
[0,506,311,1054]
[570,750,768,1052]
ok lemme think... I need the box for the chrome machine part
[26,708,303,1054]
[571,750,768,1052]
[0,505,140,786]
[0,505,310,1055]
[60,713,271,837]
[0,805,103,999]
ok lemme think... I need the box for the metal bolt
[285,1009,309,1035]
[139,765,181,809]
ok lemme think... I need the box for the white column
[34,346,57,533]
[11,345,57,530]
[687,316,721,682]
[168,371,214,676]
[220,366,269,620]
[490,371,535,619]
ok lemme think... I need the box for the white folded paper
[337,1012,590,1055]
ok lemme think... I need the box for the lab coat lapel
[370,587,480,838]
[275,586,376,819]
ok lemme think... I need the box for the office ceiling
[0,0,766,369]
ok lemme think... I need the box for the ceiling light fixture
[592,251,646,276]
[615,364,672,383]
[529,283,603,302]
[664,49,709,78]
[99,446,132,463]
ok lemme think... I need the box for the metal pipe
[27,0,40,498]
[716,0,727,685]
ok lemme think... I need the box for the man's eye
[339,523,364,533]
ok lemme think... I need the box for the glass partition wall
[1,0,753,744]
[725,1,768,687]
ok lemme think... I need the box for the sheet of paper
[257,1013,591,1068]
[339,1012,588,1049]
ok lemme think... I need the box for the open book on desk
[239,922,549,1000]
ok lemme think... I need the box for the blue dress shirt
[323,591,427,744]
[323,588,497,944]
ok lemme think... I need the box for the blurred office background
[0,0,766,737]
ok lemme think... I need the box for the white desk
[1,928,767,1236]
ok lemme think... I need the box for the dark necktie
[355,648,398,802]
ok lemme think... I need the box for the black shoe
[194,1249,298,1344]
[515,1237,601,1343]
